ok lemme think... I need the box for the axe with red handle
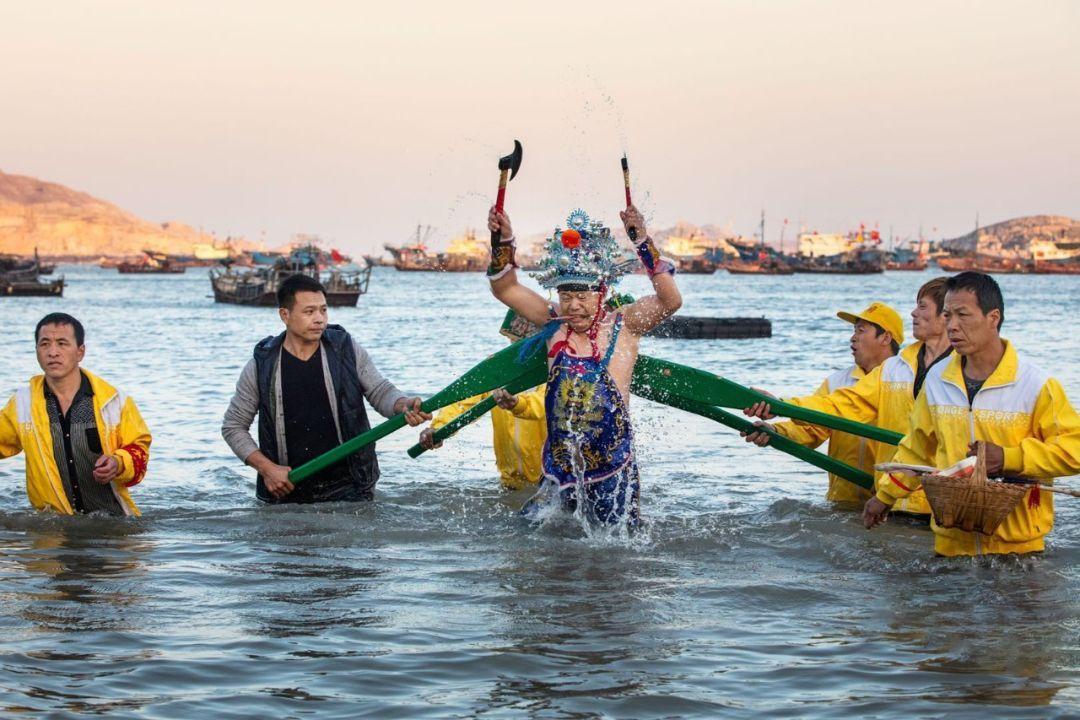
[621,155,637,242]
[491,140,523,247]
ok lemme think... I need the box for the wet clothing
[0,370,151,516]
[221,325,407,504]
[44,373,123,515]
[432,386,546,490]
[542,315,639,524]
[280,346,343,489]
[775,365,876,505]
[553,463,640,525]
[783,341,954,515]
[878,340,1080,556]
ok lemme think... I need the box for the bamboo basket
[919,445,1029,535]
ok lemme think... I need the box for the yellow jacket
[0,370,151,516]
[877,340,1080,556]
[785,342,933,515]
[432,386,546,490]
[775,366,877,504]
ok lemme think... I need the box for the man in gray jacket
[222,274,430,504]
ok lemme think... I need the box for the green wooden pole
[633,355,903,446]
[407,362,548,458]
[630,380,874,490]
[292,339,897,483]
[289,336,546,483]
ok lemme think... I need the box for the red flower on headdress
[561,229,581,249]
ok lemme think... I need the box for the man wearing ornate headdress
[486,203,682,525]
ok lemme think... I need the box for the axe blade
[498,139,523,181]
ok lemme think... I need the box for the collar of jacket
[940,338,1017,391]
[30,368,119,411]
[898,341,924,373]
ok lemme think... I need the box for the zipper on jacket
[967,405,982,556]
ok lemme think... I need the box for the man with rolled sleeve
[222,274,430,504]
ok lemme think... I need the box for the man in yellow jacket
[742,302,903,506]
[864,272,1080,556]
[0,313,151,516]
[420,386,546,490]
[744,278,954,516]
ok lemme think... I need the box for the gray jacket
[221,339,406,465]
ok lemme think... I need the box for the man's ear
[278,307,288,324]
[988,308,1002,330]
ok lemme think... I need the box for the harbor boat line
[383,226,489,272]
[209,245,372,307]
[117,250,186,274]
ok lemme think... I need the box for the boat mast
[759,209,765,252]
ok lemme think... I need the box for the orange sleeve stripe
[888,473,911,492]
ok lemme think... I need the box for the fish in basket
[878,444,1029,536]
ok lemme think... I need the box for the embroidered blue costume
[542,314,639,524]
[513,209,669,525]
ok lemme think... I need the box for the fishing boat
[385,225,443,271]
[0,250,64,296]
[0,254,43,282]
[440,230,488,272]
[1,276,65,297]
[118,251,186,274]
[209,248,372,307]
[1029,238,1080,274]
[792,246,886,274]
[886,241,929,271]
[724,212,794,275]
[662,232,718,274]
[936,255,974,272]
[726,257,793,275]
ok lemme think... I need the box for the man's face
[943,289,1000,356]
[36,323,84,381]
[911,294,946,342]
[849,319,890,371]
[557,289,602,333]
[279,290,328,341]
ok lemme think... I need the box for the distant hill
[0,170,249,258]
[940,215,1080,253]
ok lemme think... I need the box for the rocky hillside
[0,170,242,258]
[940,215,1080,253]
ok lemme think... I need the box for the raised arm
[619,205,682,335]
[487,206,552,326]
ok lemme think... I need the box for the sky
[1,0,1077,253]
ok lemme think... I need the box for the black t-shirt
[281,346,342,486]
[913,344,953,399]
[960,358,986,406]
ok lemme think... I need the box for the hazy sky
[1,0,1077,253]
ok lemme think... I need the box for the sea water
[0,266,1077,717]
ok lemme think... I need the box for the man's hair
[946,271,1004,329]
[917,276,949,314]
[35,313,85,346]
[866,321,900,355]
[277,274,326,309]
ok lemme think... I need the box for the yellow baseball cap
[837,302,905,345]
